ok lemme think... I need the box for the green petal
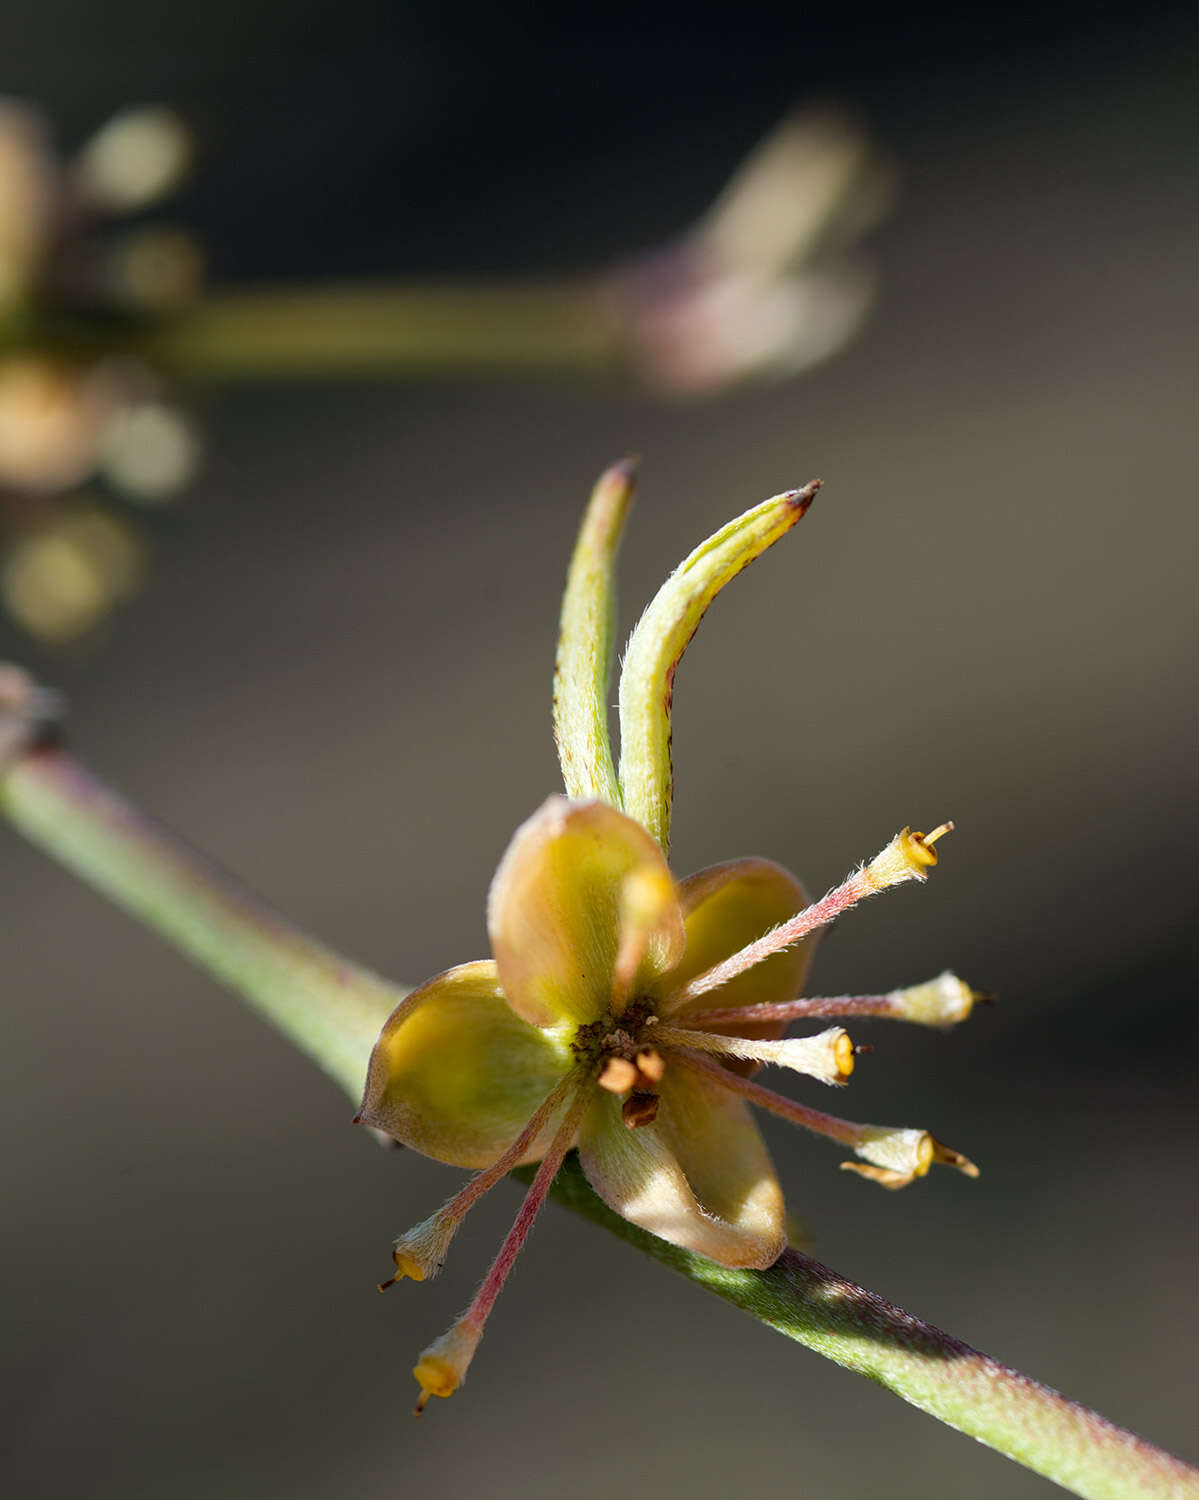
[553,460,635,805]
[357,961,572,1169]
[657,858,817,1056]
[577,1072,784,1268]
[616,482,820,854]
[488,796,684,1029]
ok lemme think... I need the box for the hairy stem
[539,1157,1198,1500]
[2,740,1196,1500]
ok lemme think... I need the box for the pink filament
[666,864,878,1008]
[441,1071,582,1225]
[674,1048,864,1149]
[684,992,907,1027]
[462,1086,591,1333]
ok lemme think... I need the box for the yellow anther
[412,1321,482,1414]
[382,1211,457,1286]
[842,1125,977,1190]
[904,821,955,869]
[864,821,955,889]
[413,1354,459,1410]
[396,1251,427,1282]
[834,1032,856,1079]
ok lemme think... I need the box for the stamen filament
[674,1048,866,1143]
[465,1086,590,1327]
[674,1049,977,1187]
[411,1085,591,1411]
[685,971,980,1029]
[666,825,953,1009]
[383,1069,581,1286]
[655,1023,854,1084]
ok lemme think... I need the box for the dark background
[3,6,1198,1498]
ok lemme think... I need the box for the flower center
[572,997,665,1128]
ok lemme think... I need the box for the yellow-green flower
[357,463,980,1411]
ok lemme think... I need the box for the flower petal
[488,796,684,1029]
[576,1070,784,1268]
[357,961,572,1169]
[656,858,817,1047]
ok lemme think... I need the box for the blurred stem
[2,741,1197,1500]
[2,278,622,380]
[1,745,400,1097]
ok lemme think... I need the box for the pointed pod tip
[597,454,639,491]
[784,478,823,514]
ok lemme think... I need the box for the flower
[357,461,981,1411]
[0,100,200,640]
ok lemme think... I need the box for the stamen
[597,1055,639,1094]
[622,1091,660,1129]
[634,1045,666,1085]
[674,1050,977,1187]
[380,1070,580,1288]
[685,971,981,1029]
[411,1086,590,1410]
[666,824,954,1009]
[654,1023,855,1084]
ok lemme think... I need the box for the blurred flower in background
[0,101,893,641]
[607,107,895,393]
[0,101,200,641]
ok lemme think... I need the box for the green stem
[2,278,621,381]
[1,746,401,1098]
[2,742,1196,1500]
[540,1157,1199,1500]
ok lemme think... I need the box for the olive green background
[3,8,1198,1498]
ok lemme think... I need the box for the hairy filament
[654,1023,855,1084]
[675,1048,867,1143]
[674,1049,976,1187]
[412,1086,591,1411]
[382,1069,583,1286]
[685,971,980,1029]
[666,825,952,1009]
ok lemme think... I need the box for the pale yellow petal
[657,858,817,1052]
[576,1071,784,1268]
[357,961,572,1169]
[488,796,684,1029]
